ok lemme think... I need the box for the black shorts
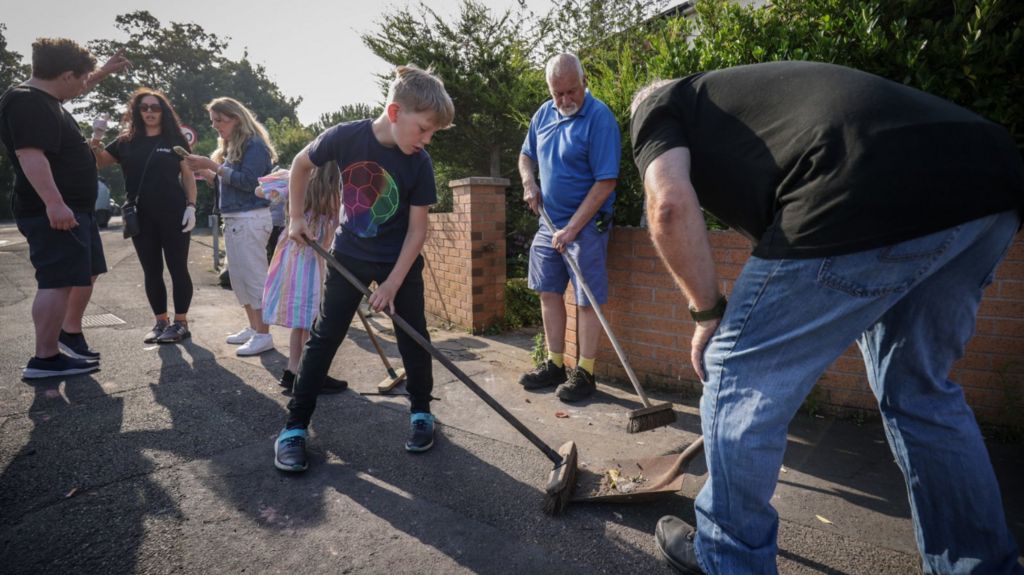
[16,212,107,289]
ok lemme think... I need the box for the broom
[305,238,578,515]
[355,307,407,392]
[539,208,676,433]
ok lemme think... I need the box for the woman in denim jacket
[185,97,277,356]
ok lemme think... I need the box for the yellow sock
[578,357,595,375]
[548,351,564,368]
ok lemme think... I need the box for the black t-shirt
[631,61,1024,259]
[307,120,437,263]
[107,134,188,215]
[0,85,98,218]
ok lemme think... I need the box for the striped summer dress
[261,212,339,329]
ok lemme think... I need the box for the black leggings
[132,208,193,316]
[287,253,433,428]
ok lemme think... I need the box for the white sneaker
[226,327,255,345]
[236,333,274,356]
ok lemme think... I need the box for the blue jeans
[693,210,1022,575]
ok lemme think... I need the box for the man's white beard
[557,103,579,117]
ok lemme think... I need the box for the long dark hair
[118,88,189,150]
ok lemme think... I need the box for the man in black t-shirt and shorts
[0,38,129,379]
[630,61,1023,574]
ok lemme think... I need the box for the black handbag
[123,141,159,239]
[122,203,140,238]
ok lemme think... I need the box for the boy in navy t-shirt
[275,65,454,472]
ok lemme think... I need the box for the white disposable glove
[182,205,196,232]
[91,114,109,140]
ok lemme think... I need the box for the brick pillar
[423,177,508,333]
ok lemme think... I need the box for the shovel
[572,436,704,503]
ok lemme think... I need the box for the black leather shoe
[518,360,567,390]
[555,366,596,402]
[655,516,705,574]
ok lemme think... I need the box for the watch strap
[690,294,727,322]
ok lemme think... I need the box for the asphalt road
[0,221,1020,574]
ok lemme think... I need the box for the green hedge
[504,277,542,329]
[585,0,1024,226]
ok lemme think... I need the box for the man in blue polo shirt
[517,53,620,402]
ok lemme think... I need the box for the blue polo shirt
[521,91,620,228]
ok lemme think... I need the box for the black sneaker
[555,366,596,402]
[274,427,308,472]
[156,321,190,343]
[58,330,100,361]
[143,320,169,344]
[23,353,100,380]
[280,371,348,395]
[279,369,296,389]
[405,413,435,453]
[321,375,349,394]
[655,516,704,574]
[518,360,567,390]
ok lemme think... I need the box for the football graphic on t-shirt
[341,161,399,238]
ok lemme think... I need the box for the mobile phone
[172,146,190,159]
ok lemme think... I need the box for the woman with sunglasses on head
[183,97,277,356]
[92,88,197,344]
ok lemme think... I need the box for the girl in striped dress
[262,162,341,390]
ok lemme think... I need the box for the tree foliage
[585,0,1024,225]
[363,0,543,180]
[85,11,300,143]
[0,24,31,219]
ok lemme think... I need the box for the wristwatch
[689,294,727,322]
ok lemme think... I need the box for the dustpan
[572,436,704,503]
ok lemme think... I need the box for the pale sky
[2,0,553,125]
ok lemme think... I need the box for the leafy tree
[535,0,670,56]
[79,11,302,218]
[265,117,315,167]
[0,24,31,219]
[585,0,1024,225]
[363,0,543,180]
[85,11,300,143]
[312,103,384,134]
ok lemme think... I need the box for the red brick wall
[565,227,1024,425]
[423,178,508,333]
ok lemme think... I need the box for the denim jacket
[218,136,272,214]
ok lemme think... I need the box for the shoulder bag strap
[130,140,161,207]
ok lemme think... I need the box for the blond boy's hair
[386,64,455,129]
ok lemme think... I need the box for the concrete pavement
[0,221,1021,574]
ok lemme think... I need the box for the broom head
[542,441,578,515]
[626,403,676,433]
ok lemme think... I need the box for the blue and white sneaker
[274,427,308,472]
[22,353,100,380]
[405,413,435,453]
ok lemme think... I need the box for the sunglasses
[138,103,162,113]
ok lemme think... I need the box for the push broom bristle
[627,403,677,433]
[543,441,578,515]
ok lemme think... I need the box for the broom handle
[540,209,654,408]
[306,239,564,466]
[356,307,396,375]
